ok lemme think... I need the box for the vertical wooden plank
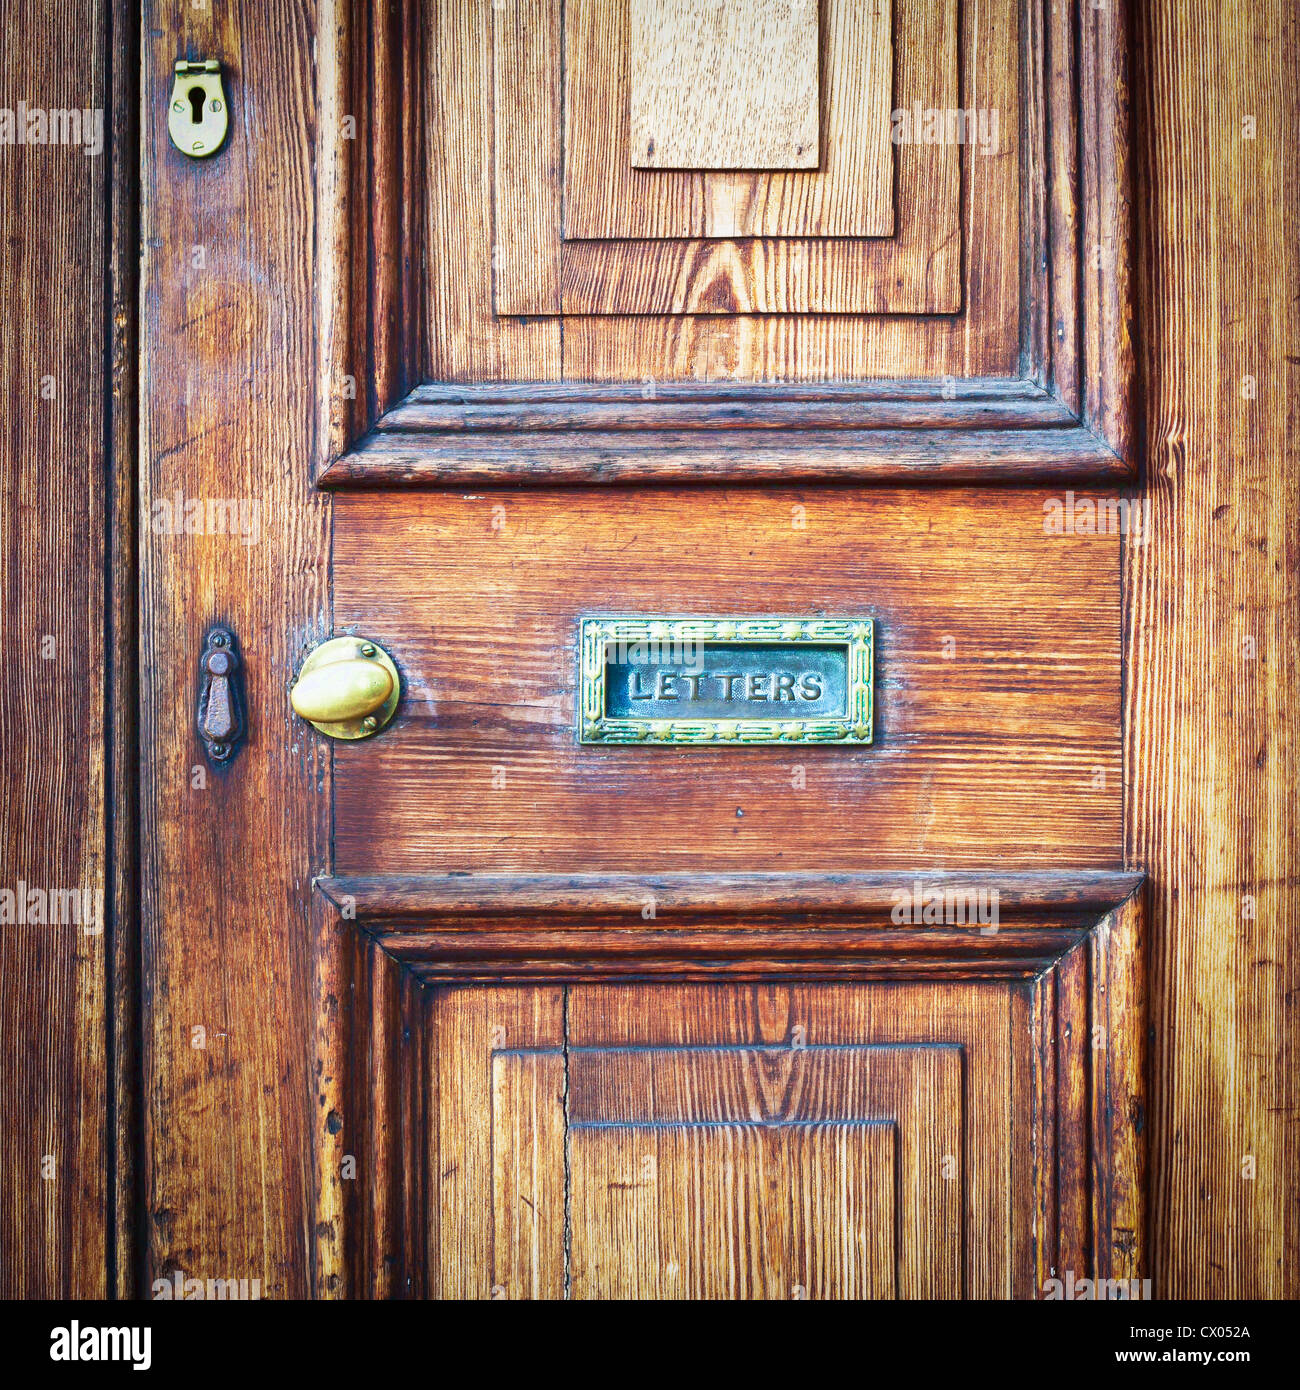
[1090,890,1147,1284]
[568,1126,665,1298]
[783,1123,896,1300]
[367,0,420,416]
[108,0,141,1301]
[570,1121,896,1299]
[1008,984,1037,1297]
[1044,0,1079,409]
[1052,944,1091,1280]
[357,937,410,1297]
[491,1049,566,1299]
[313,911,431,1300]
[433,987,563,1298]
[0,0,110,1299]
[564,0,703,240]
[1019,0,1049,385]
[1080,0,1134,461]
[1028,970,1058,1295]
[1129,0,1299,1298]
[425,0,559,378]
[310,888,353,1298]
[316,0,425,463]
[140,0,329,1297]
[492,0,562,315]
[315,0,365,462]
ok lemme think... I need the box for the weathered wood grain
[557,234,961,316]
[316,0,425,466]
[564,0,893,239]
[107,0,141,1300]
[139,0,331,1298]
[629,0,820,169]
[568,981,1018,1297]
[1090,890,1148,1284]
[462,0,1006,378]
[567,1043,957,1298]
[384,378,1080,430]
[491,1048,567,1298]
[702,0,893,238]
[432,987,564,1298]
[326,0,1125,450]
[426,0,559,381]
[319,868,1143,921]
[1128,0,1299,1298]
[315,868,1141,982]
[491,0,562,315]
[325,422,1128,487]
[0,0,111,1300]
[309,880,1142,1298]
[563,0,703,241]
[97,0,1296,1307]
[320,379,1133,488]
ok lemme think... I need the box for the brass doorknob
[291,636,400,739]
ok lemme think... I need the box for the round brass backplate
[290,635,401,740]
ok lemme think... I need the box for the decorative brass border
[578,615,874,745]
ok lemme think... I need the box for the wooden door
[6,0,1296,1310]
[137,0,1145,1300]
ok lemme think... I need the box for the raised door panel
[627,0,823,171]
[318,0,1132,481]
[311,882,1146,1301]
[495,0,964,315]
[565,1037,961,1299]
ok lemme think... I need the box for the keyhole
[187,85,206,124]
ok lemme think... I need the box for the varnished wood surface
[0,0,1271,1305]
[0,0,111,1299]
[1128,0,1298,1298]
[138,0,331,1298]
[310,881,1142,1299]
[696,0,895,238]
[316,980,1025,1297]
[558,0,899,232]
[107,0,141,1299]
[323,377,1130,489]
[322,376,1131,486]
[333,486,1123,874]
[327,423,1128,487]
[318,868,1143,920]
[565,982,1021,1298]
[325,0,1137,486]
